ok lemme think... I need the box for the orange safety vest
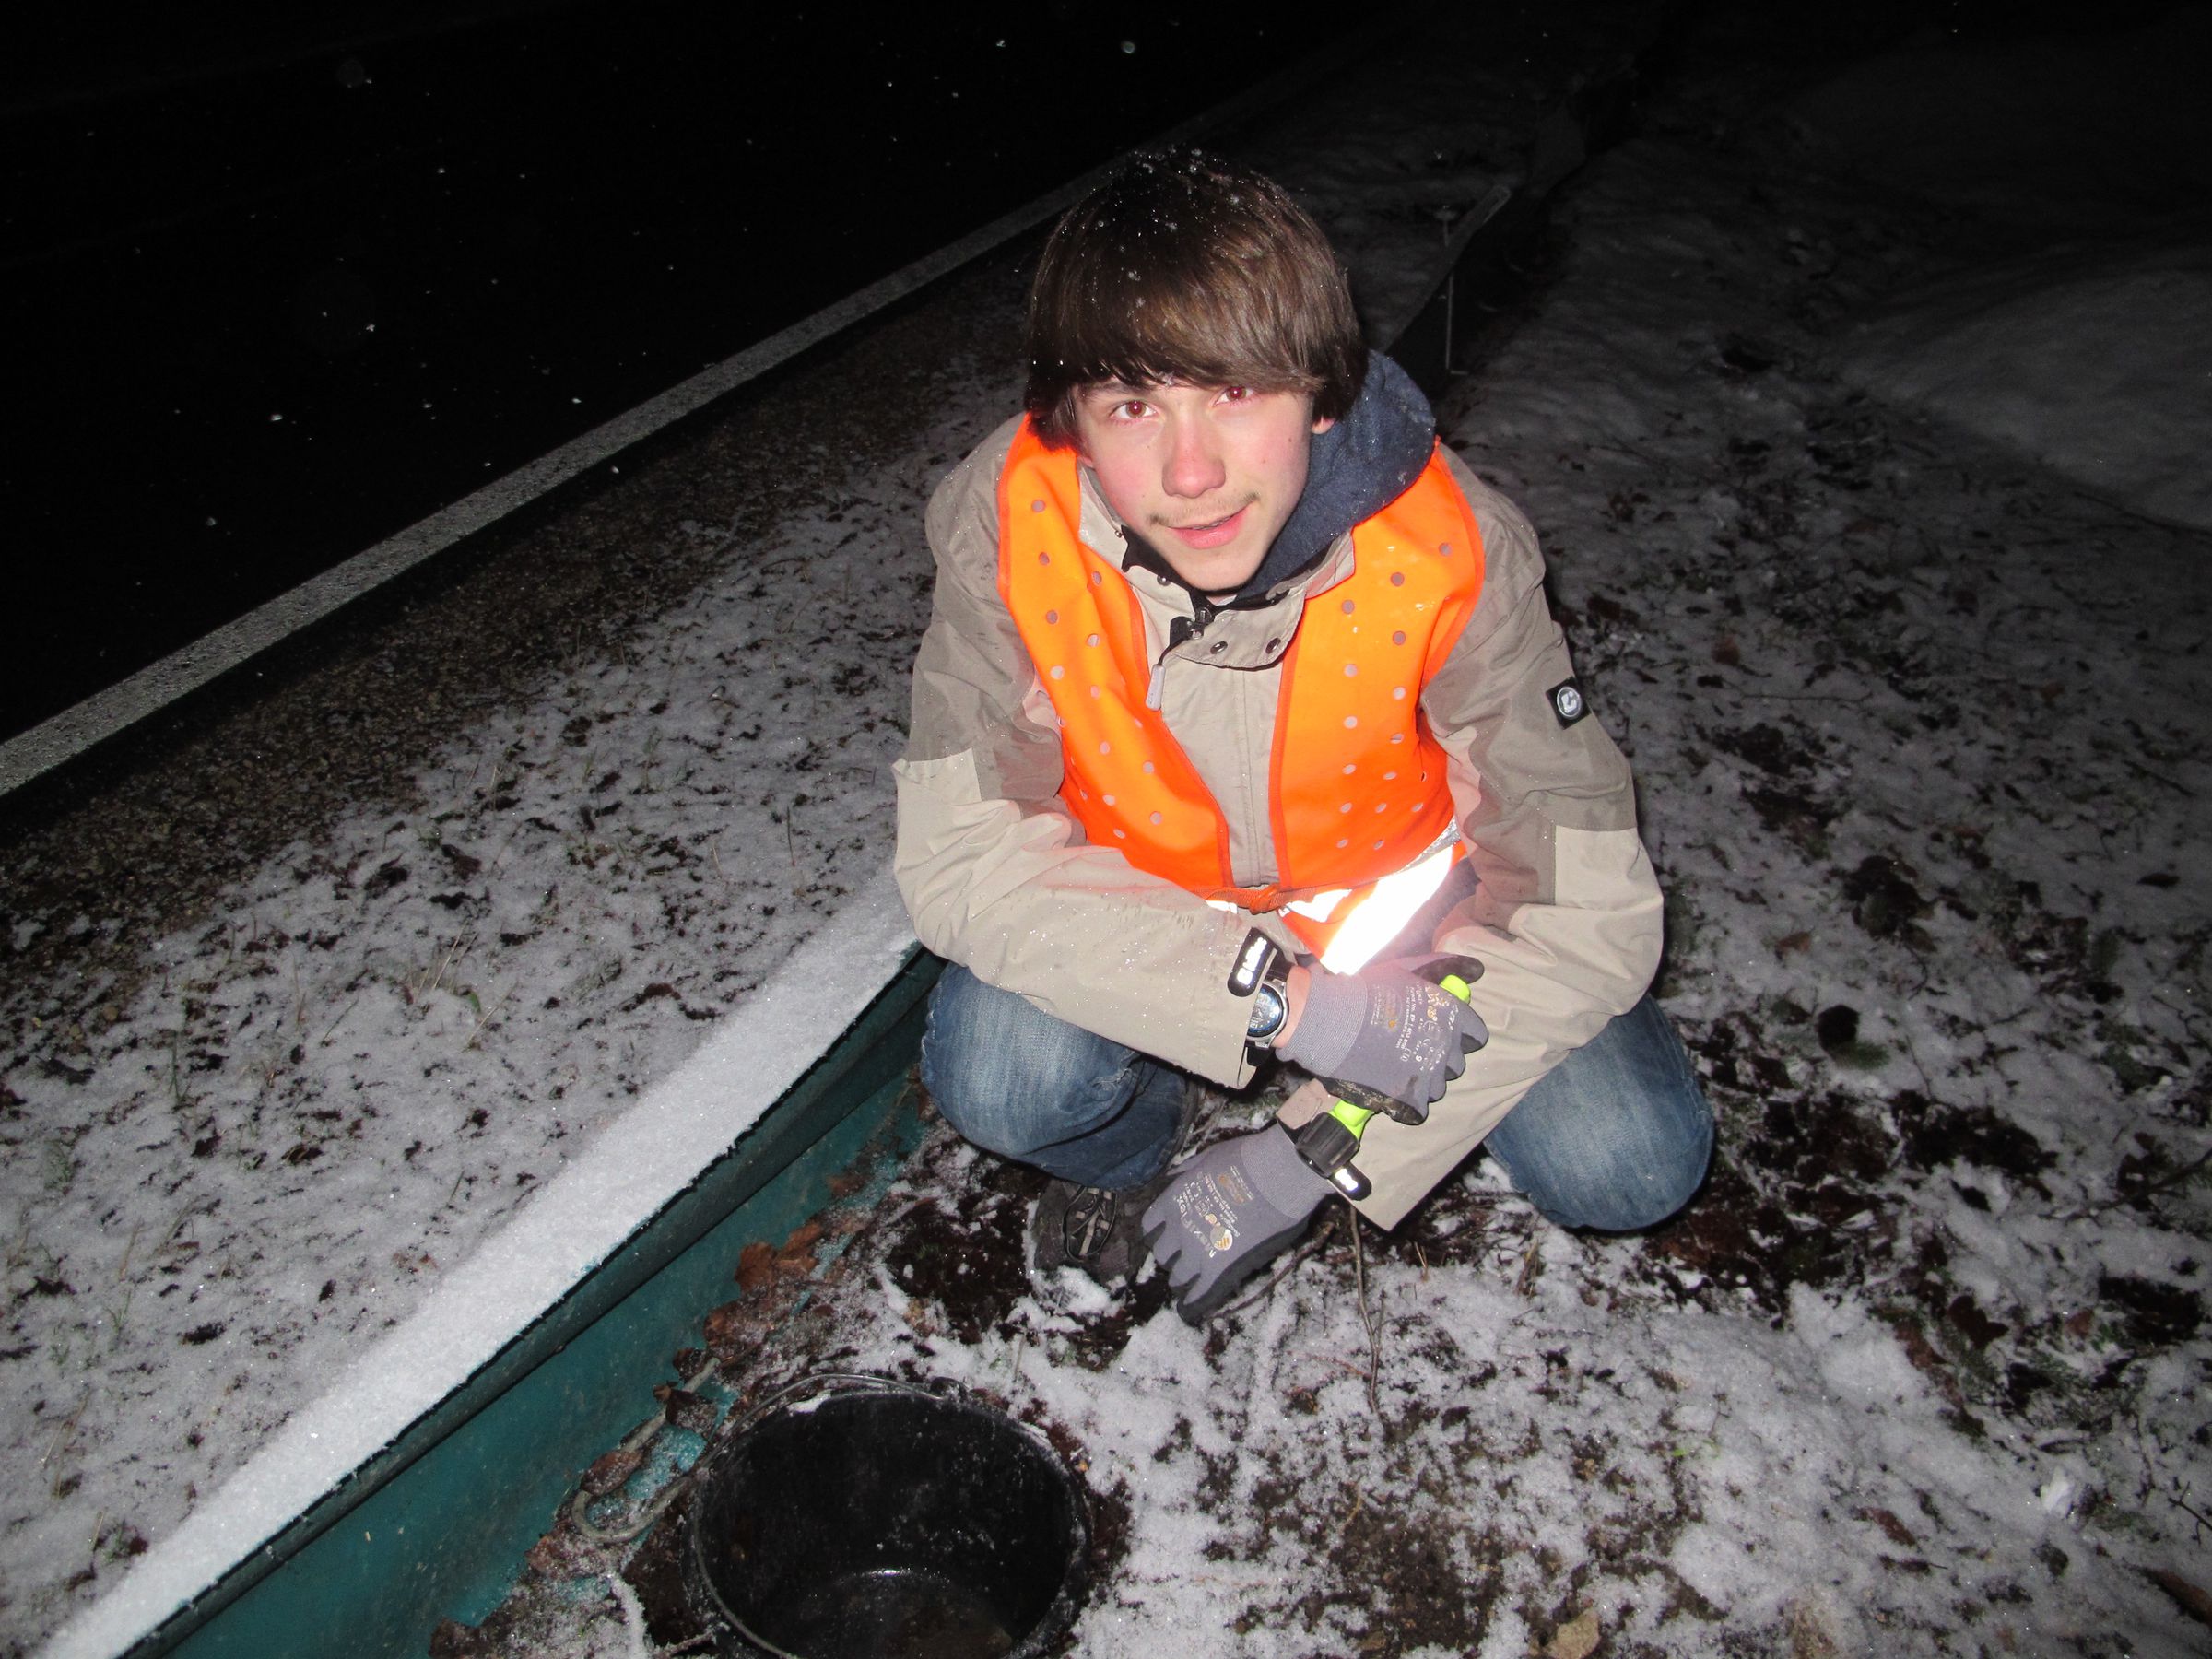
[996,418,1486,958]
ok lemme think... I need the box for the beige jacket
[894,417,1662,1226]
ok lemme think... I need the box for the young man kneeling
[895,148,1711,1324]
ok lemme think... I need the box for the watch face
[1248,983,1286,1039]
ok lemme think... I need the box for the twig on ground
[420,933,468,1000]
[1515,1236,1542,1297]
[1216,1210,1339,1322]
[318,995,361,1046]
[2170,1488,2211,1542]
[41,1389,91,1477]
[2051,1146,2212,1222]
[2122,758,2193,797]
[464,979,517,1051]
[1735,688,1876,706]
[1347,1202,1384,1424]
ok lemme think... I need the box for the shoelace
[1065,1188,1117,1261]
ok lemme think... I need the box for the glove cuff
[1277,970,1364,1077]
[1246,1124,1335,1210]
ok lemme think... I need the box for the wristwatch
[1229,929,1295,1055]
[1246,980,1288,1043]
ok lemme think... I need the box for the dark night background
[1,3,1312,741]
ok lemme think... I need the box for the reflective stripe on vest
[996,418,1486,957]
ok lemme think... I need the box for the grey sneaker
[1032,1179,1154,1283]
[1029,1077,1208,1287]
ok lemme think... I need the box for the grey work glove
[1141,1124,1332,1324]
[1277,957,1488,1125]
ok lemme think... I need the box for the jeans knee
[921,1026,1051,1159]
[1497,1084,1713,1233]
[1604,1143,1709,1231]
[1531,1159,1702,1232]
[919,967,1129,1160]
[920,1053,1027,1157]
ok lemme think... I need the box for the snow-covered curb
[43,876,918,1659]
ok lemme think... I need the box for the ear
[1311,415,1335,435]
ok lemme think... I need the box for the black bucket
[685,1376,1090,1659]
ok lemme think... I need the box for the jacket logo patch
[1549,679,1588,727]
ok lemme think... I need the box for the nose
[1162,413,1226,500]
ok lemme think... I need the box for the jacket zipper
[1148,598,1216,712]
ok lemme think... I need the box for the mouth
[1160,503,1249,550]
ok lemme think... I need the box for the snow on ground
[0,312,997,1644]
[1840,238,2212,535]
[0,6,1628,1651]
[41,876,924,1659]
[0,233,1015,1654]
[1785,9,2212,535]
[453,15,2211,1659]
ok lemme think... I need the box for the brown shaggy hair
[1022,147,1366,448]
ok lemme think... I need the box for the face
[1073,381,1334,598]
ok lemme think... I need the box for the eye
[1218,386,1254,405]
[1111,398,1153,421]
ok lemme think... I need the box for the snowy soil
[0,6,1650,1650]
[456,20,2212,1659]
[1838,238,2212,535]
[1790,10,2212,535]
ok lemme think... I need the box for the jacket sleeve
[893,418,1277,1087]
[1346,453,1665,1228]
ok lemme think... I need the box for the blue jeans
[920,964,1712,1230]
[919,964,1195,1192]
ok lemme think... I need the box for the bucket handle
[722,1368,946,1441]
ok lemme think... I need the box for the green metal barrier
[130,948,941,1659]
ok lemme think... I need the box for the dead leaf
[524,1533,582,1579]
[1883,1315,1967,1408]
[1547,1607,1601,1659]
[1774,931,1813,958]
[777,1220,827,1275]
[701,1300,754,1355]
[2148,1569,2212,1628]
[735,1241,777,1292]
[581,1444,643,1496]
[1712,633,1742,667]
[1945,1291,2008,1350]
[1854,1506,1918,1547]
